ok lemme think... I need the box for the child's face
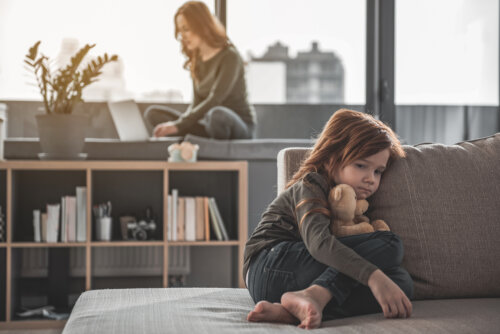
[332,149,390,200]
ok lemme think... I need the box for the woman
[145,1,256,139]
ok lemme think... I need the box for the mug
[96,217,112,241]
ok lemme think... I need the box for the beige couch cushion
[277,133,500,300]
[64,288,500,334]
[370,133,500,299]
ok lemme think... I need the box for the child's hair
[287,108,406,190]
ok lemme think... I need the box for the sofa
[63,133,500,333]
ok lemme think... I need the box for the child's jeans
[246,231,414,319]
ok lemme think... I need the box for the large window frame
[215,0,500,133]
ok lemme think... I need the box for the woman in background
[145,1,256,139]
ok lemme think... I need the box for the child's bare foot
[281,290,324,329]
[247,301,298,324]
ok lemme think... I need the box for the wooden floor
[0,330,62,334]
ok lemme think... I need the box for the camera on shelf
[120,207,157,241]
[127,220,156,241]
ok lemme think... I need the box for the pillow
[369,133,500,299]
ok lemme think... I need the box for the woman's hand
[153,122,179,137]
[368,269,412,318]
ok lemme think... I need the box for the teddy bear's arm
[353,214,370,224]
[335,222,374,237]
[371,219,390,231]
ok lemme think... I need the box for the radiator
[19,246,190,277]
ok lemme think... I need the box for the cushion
[369,134,500,299]
[184,134,313,160]
[63,288,500,333]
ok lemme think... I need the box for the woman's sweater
[172,45,256,133]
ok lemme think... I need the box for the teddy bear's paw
[372,220,390,231]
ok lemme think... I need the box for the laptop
[107,100,165,141]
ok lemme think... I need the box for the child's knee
[374,231,404,267]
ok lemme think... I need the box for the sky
[0,0,498,105]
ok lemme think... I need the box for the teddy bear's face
[329,184,358,221]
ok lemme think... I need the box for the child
[244,109,413,329]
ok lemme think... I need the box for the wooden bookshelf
[0,160,248,329]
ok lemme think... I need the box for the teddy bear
[328,184,390,237]
[167,141,199,162]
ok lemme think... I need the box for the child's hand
[367,269,412,318]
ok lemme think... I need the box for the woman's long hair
[288,109,406,190]
[174,1,229,83]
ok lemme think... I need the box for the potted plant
[24,41,118,159]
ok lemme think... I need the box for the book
[172,189,178,241]
[167,195,172,241]
[211,197,229,241]
[184,197,196,241]
[76,187,87,242]
[60,197,66,242]
[208,197,222,241]
[66,196,76,242]
[46,203,60,243]
[33,210,41,242]
[195,197,205,241]
[177,197,185,241]
[41,213,48,242]
[204,197,210,241]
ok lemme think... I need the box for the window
[395,0,498,105]
[227,0,366,104]
[0,0,214,102]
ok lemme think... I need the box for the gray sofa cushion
[277,134,500,300]
[370,133,500,299]
[63,288,500,334]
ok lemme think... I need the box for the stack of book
[167,189,229,241]
[32,186,87,243]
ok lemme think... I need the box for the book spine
[172,189,178,241]
[76,187,87,242]
[212,198,229,241]
[208,198,222,241]
[185,197,196,241]
[33,210,41,242]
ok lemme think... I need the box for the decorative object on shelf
[24,41,118,160]
[93,201,113,241]
[120,207,157,240]
[0,205,5,242]
[168,141,199,162]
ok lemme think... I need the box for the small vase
[36,114,89,160]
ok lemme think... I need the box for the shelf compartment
[91,246,163,289]
[0,169,6,244]
[1,248,5,321]
[11,170,86,242]
[176,245,239,288]
[168,170,239,241]
[10,247,86,321]
[91,171,164,242]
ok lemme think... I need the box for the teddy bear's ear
[333,186,343,201]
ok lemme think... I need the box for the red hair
[174,1,229,82]
[288,109,406,190]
